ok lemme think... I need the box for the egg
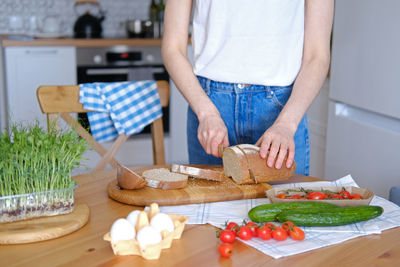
[110,218,136,243]
[136,225,162,250]
[126,210,141,227]
[150,212,175,233]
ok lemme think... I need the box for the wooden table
[1,168,399,267]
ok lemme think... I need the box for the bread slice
[222,144,296,184]
[142,168,188,190]
[171,164,224,182]
[117,163,147,190]
[222,146,254,184]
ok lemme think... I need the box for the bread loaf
[142,168,188,190]
[222,146,254,184]
[222,144,296,184]
[171,164,224,182]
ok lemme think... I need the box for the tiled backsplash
[0,0,151,38]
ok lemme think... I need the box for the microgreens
[0,123,87,197]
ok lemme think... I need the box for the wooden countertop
[1,168,399,266]
[1,37,162,47]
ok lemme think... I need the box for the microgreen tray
[0,185,77,223]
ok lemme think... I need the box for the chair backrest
[37,80,170,170]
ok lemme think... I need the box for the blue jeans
[187,76,310,176]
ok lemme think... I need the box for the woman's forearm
[275,0,334,132]
[161,46,220,120]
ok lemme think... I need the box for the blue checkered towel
[78,81,162,143]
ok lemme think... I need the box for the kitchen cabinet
[4,46,76,129]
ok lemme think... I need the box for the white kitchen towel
[79,81,162,143]
[159,175,400,259]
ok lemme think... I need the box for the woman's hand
[198,113,229,158]
[256,121,296,169]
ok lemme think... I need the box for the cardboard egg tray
[103,203,189,260]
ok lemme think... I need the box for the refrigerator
[325,0,400,199]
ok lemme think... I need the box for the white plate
[34,32,68,39]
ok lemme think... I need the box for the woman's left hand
[256,122,296,169]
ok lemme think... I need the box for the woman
[162,0,334,175]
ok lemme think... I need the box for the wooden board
[0,204,90,244]
[107,165,274,206]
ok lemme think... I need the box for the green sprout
[0,123,87,197]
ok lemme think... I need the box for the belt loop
[266,86,273,98]
[206,78,211,91]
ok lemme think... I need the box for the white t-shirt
[191,0,305,86]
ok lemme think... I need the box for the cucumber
[248,202,339,223]
[276,205,383,226]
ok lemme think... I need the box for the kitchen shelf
[1,38,163,47]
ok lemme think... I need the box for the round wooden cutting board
[0,203,90,245]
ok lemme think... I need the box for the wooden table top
[1,37,162,47]
[1,168,399,267]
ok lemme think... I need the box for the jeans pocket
[271,86,292,108]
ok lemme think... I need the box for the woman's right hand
[197,113,229,158]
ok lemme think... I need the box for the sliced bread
[117,163,147,190]
[222,144,296,184]
[222,146,254,184]
[142,168,188,190]
[171,164,225,182]
[238,144,296,183]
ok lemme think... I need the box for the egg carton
[103,203,189,260]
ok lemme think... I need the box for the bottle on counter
[149,0,159,38]
[157,0,165,37]
[149,0,158,23]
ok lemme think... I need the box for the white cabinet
[5,46,76,129]
[307,79,329,178]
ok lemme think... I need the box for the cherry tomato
[307,191,326,200]
[238,226,253,240]
[264,222,275,230]
[340,190,351,199]
[351,193,362,199]
[325,192,342,199]
[289,226,305,241]
[219,230,236,243]
[226,221,239,235]
[282,221,295,233]
[218,243,233,258]
[256,225,272,240]
[272,227,288,241]
[245,221,258,237]
[276,193,287,199]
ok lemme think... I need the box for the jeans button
[238,83,244,89]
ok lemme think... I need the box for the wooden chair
[37,81,170,171]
